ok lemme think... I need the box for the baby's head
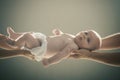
[74,30,102,51]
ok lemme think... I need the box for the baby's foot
[7,27,19,40]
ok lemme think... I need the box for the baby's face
[75,30,101,50]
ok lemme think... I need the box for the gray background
[0,0,120,80]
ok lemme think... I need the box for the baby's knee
[22,33,32,39]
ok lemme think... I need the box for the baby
[7,27,102,67]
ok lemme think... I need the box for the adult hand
[0,34,19,50]
[70,49,90,59]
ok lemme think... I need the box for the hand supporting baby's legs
[0,49,35,60]
[0,33,35,60]
[0,34,18,50]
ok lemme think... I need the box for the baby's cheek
[81,43,89,49]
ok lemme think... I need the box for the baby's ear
[52,29,63,35]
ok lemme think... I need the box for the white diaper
[23,32,47,62]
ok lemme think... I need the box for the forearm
[48,53,68,65]
[42,53,68,67]
[101,33,120,50]
[0,50,27,59]
[84,52,120,66]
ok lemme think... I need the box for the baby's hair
[92,30,102,49]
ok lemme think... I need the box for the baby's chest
[48,37,71,52]
[48,40,66,52]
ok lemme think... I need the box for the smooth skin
[0,28,119,67]
[70,33,120,67]
[0,28,101,67]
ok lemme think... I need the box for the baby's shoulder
[59,33,74,41]
[59,34,73,43]
[62,34,78,49]
[62,33,74,38]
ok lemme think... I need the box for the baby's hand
[42,58,49,67]
[52,29,63,35]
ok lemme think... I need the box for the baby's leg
[15,33,40,49]
[7,27,24,40]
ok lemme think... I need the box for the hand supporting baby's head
[74,30,102,51]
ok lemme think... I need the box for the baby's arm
[42,45,72,67]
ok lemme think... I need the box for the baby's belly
[44,46,62,58]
